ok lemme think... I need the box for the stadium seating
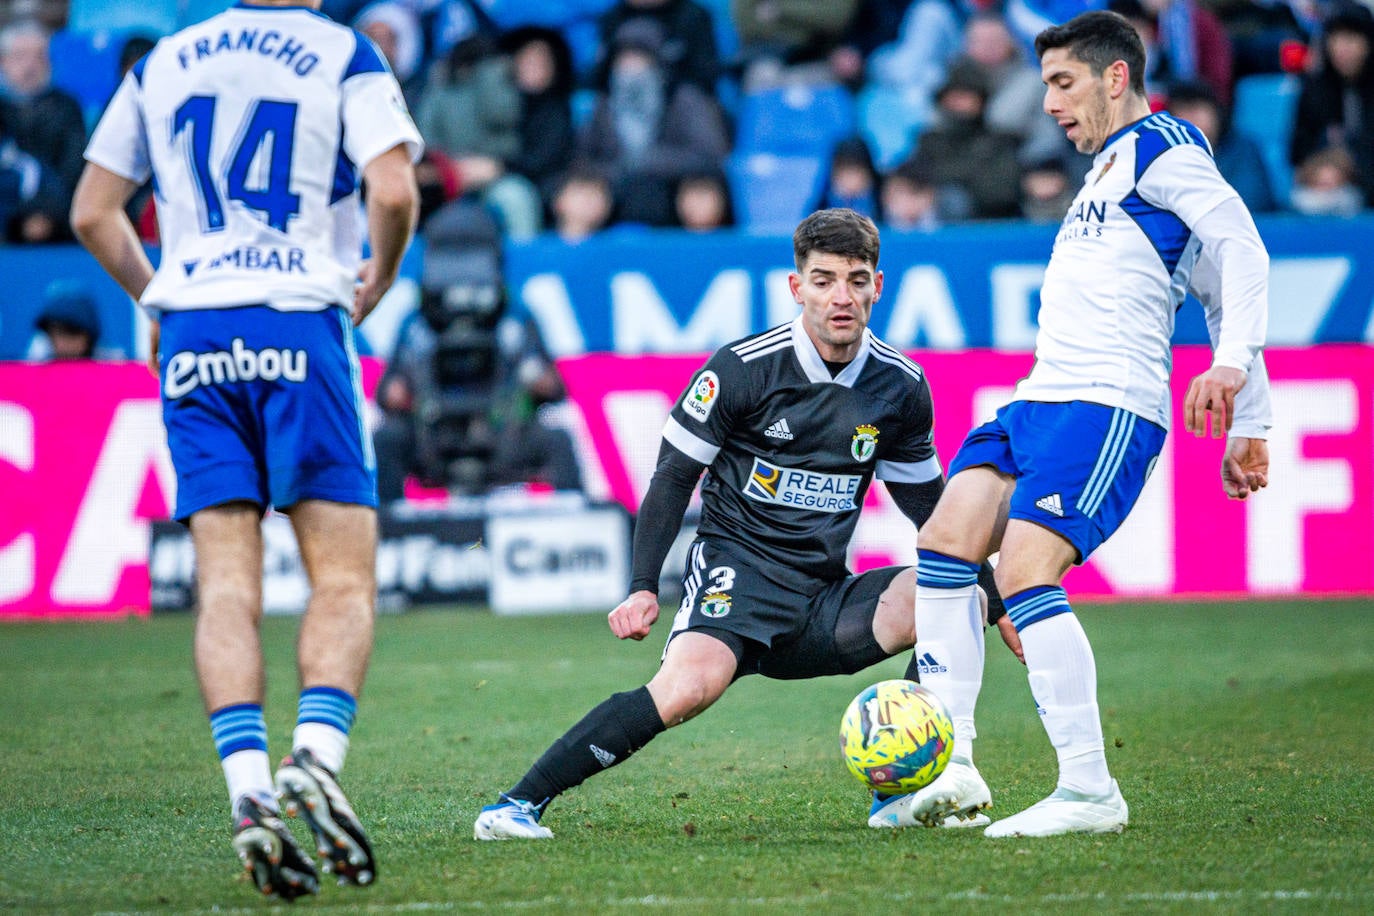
[726,151,824,233]
[49,30,125,128]
[734,83,856,157]
[857,83,933,171]
[1231,73,1300,206]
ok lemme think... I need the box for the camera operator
[372,201,583,504]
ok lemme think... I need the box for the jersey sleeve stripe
[663,417,720,465]
[876,455,942,483]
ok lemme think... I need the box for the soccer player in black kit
[474,209,1018,839]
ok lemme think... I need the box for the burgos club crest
[700,592,732,618]
[683,370,720,422]
[851,424,878,462]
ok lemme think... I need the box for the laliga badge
[683,370,720,422]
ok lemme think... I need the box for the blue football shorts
[158,304,375,522]
[947,400,1167,563]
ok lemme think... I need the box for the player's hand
[1184,365,1247,438]
[1221,436,1269,500]
[996,616,1025,664]
[352,259,391,326]
[608,590,660,641]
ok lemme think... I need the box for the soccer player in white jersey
[876,10,1274,837]
[71,0,420,898]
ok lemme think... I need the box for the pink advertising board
[1,347,1369,617]
[557,346,1374,600]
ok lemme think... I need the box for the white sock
[223,749,274,813]
[1018,612,1113,796]
[914,582,985,766]
[293,722,350,775]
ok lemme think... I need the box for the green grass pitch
[2,597,1372,912]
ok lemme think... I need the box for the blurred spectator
[1290,145,1365,215]
[1289,5,1374,206]
[957,11,1075,166]
[26,280,122,360]
[373,200,582,502]
[591,0,721,92]
[577,18,731,226]
[865,0,963,105]
[903,61,1023,219]
[674,168,735,230]
[731,0,861,89]
[551,166,617,241]
[828,0,918,90]
[353,2,427,104]
[1019,157,1078,222]
[502,26,577,206]
[879,160,941,231]
[0,19,86,239]
[0,123,64,243]
[1167,80,1278,212]
[816,136,881,218]
[1109,0,1234,106]
[1210,0,1310,79]
[416,34,543,237]
[415,149,465,228]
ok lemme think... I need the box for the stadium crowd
[1,0,1372,246]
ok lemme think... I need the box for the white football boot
[473,795,554,840]
[866,759,992,828]
[984,780,1128,838]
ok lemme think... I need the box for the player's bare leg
[476,632,737,839]
[985,520,1127,837]
[275,500,379,884]
[192,503,319,900]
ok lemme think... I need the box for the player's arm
[1186,200,1273,498]
[609,441,708,641]
[355,144,419,326]
[70,164,152,304]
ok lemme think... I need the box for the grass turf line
[1,597,1371,912]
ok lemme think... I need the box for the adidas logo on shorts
[1035,493,1065,517]
[764,418,794,440]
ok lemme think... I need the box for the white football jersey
[84,2,422,314]
[1014,111,1267,430]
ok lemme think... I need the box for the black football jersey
[663,317,940,582]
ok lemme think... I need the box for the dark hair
[1035,10,1147,97]
[793,208,880,271]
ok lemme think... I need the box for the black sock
[903,652,921,684]
[508,686,666,808]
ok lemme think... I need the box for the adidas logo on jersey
[1035,493,1065,517]
[589,744,617,767]
[764,418,794,440]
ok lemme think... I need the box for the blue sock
[293,686,357,774]
[1004,584,1072,632]
[210,703,272,811]
[210,702,268,758]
